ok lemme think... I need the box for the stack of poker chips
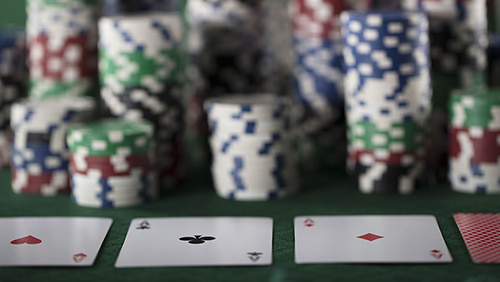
[10,96,95,195]
[185,0,265,168]
[401,0,488,177]
[341,10,432,194]
[0,28,27,168]
[99,12,186,189]
[186,0,264,96]
[289,0,362,171]
[67,119,159,208]
[205,94,299,201]
[409,0,488,87]
[448,89,500,194]
[26,0,99,100]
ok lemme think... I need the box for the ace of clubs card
[115,217,273,267]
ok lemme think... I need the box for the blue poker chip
[293,35,344,107]
[11,143,69,172]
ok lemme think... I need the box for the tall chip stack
[26,0,99,100]
[289,0,367,172]
[401,0,488,177]
[99,12,186,189]
[0,28,26,168]
[185,0,264,169]
[205,94,299,201]
[341,10,432,194]
[67,119,159,207]
[449,89,500,194]
[10,97,95,195]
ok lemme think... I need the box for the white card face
[115,217,273,267]
[0,217,112,267]
[294,215,452,264]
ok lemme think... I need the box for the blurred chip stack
[289,0,367,171]
[26,0,99,100]
[397,0,488,178]
[67,119,159,207]
[185,0,265,169]
[99,12,187,189]
[404,0,487,88]
[342,10,432,194]
[10,96,95,195]
[449,88,500,194]
[0,27,27,168]
[206,94,299,201]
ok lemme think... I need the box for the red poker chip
[69,153,153,177]
[13,184,70,195]
[290,0,348,38]
[28,33,98,80]
[450,127,500,164]
[11,169,70,195]
[348,149,425,165]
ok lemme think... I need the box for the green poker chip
[99,49,183,88]
[67,119,154,156]
[29,79,98,100]
[348,120,428,151]
[450,88,500,128]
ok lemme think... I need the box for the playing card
[454,213,500,263]
[0,217,112,267]
[294,215,452,264]
[115,217,273,267]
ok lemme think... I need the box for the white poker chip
[207,93,300,200]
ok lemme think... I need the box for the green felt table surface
[1,168,500,282]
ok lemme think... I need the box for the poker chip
[399,0,489,178]
[98,11,187,189]
[26,0,99,100]
[0,27,26,168]
[206,94,300,201]
[68,119,159,208]
[341,10,432,194]
[185,0,266,168]
[448,88,500,194]
[289,0,360,172]
[349,161,427,195]
[10,96,95,196]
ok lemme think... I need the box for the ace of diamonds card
[115,217,273,267]
[294,215,452,264]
